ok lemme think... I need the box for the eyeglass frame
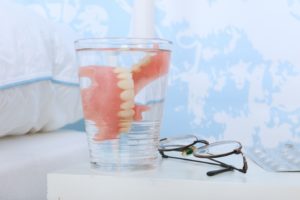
[158,135,248,176]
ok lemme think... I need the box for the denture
[132,50,170,93]
[79,49,170,141]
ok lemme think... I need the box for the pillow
[0,2,82,137]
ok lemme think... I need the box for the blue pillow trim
[51,79,79,87]
[0,77,79,90]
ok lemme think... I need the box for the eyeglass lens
[194,141,242,157]
[159,135,202,151]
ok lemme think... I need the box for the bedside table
[47,156,300,200]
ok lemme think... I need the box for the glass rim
[74,37,172,50]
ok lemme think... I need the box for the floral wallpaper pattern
[15,0,300,149]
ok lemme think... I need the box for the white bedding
[0,130,89,200]
[0,1,82,138]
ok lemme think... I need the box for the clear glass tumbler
[75,38,171,170]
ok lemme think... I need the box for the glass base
[90,156,160,172]
[86,121,161,172]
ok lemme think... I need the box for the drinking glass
[75,38,171,170]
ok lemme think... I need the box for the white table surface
[47,155,300,200]
[0,130,89,200]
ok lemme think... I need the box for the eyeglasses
[158,135,248,176]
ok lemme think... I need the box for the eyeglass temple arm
[159,151,226,167]
[232,150,248,173]
[207,155,248,176]
[221,151,248,174]
[207,167,234,176]
[162,152,240,177]
[208,151,248,174]
[240,152,248,173]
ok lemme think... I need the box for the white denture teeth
[131,56,151,72]
[132,64,141,72]
[117,79,133,90]
[118,109,135,118]
[114,67,130,73]
[114,67,135,134]
[123,116,134,121]
[148,52,156,56]
[140,56,151,66]
[119,127,130,132]
[120,101,134,109]
[117,72,132,79]
[118,122,131,128]
[120,89,134,100]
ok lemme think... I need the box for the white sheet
[0,130,89,200]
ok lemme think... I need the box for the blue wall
[16,0,300,148]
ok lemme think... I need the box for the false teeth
[120,101,134,109]
[118,109,135,118]
[114,67,130,73]
[119,127,130,132]
[120,89,134,101]
[140,56,151,66]
[132,64,141,72]
[131,56,152,73]
[117,72,132,79]
[118,122,131,128]
[117,79,133,90]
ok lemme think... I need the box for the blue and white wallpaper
[15,0,300,148]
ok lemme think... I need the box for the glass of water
[75,38,171,171]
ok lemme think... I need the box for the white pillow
[0,2,82,137]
